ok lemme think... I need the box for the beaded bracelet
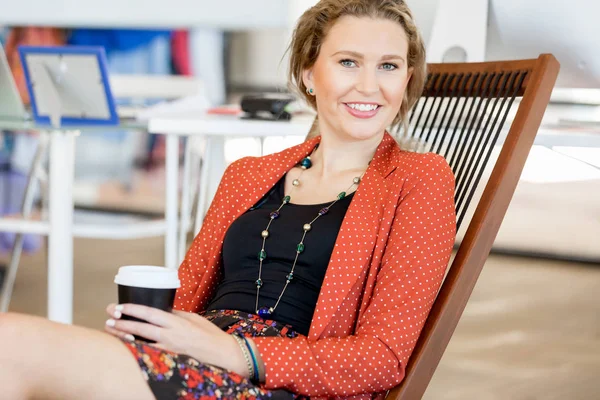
[242,336,260,382]
[245,338,265,383]
[232,334,255,380]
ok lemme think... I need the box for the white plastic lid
[114,265,180,289]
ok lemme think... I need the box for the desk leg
[193,136,226,235]
[48,131,75,324]
[206,136,226,208]
[178,138,193,263]
[194,137,211,236]
[165,135,179,270]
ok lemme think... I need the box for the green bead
[283,195,291,204]
[258,250,267,260]
[300,157,312,169]
[337,192,346,200]
[297,243,305,253]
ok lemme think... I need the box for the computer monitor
[0,44,29,121]
[18,45,119,127]
[407,0,600,89]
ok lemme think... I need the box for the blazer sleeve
[252,154,457,397]
[174,158,248,312]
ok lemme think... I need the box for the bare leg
[0,313,155,400]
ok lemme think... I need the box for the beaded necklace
[255,148,365,318]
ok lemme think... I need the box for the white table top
[0,118,148,132]
[146,111,600,148]
[147,113,316,137]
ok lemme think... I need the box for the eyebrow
[332,50,406,63]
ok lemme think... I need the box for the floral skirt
[122,309,299,400]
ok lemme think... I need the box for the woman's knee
[1,311,41,330]
[0,313,33,399]
[0,313,53,357]
[0,312,28,348]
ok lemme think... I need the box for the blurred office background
[0,0,598,399]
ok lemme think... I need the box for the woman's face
[303,16,412,143]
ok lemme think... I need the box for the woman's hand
[104,303,248,377]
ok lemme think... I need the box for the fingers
[106,318,162,343]
[151,342,166,351]
[104,324,135,342]
[111,304,173,328]
[106,303,121,319]
[171,310,189,317]
[172,310,200,321]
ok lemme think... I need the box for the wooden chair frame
[387,54,560,399]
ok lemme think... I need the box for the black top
[206,175,354,335]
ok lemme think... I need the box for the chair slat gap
[424,74,457,153]
[454,73,503,208]
[441,73,472,160]
[447,73,481,168]
[421,73,450,146]
[455,72,511,216]
[410,74,441,143]
[451,73,493,194]
[456,70,528,228]
[431,74,462,155]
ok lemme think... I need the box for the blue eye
[381,63,398,71]
[340,59,356,68]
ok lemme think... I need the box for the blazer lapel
[309,133,400,339]
[197,136,322,310]
[242,136,322,214]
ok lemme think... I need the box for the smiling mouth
[343,102,382,119]
[344,103,381,112]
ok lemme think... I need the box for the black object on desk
[240,94,295,121]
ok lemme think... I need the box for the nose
[355,67,379,95]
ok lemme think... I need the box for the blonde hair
[288,0,426,138]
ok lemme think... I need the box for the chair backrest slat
[398,69,529,231]
[387,54,559,400]
[456,71,526,228]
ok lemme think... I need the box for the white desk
[0,118,163,324]
[147,113,316,269]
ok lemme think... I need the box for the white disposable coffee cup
[114,265,180,289]
[114,266,181,341]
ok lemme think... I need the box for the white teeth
[348,103,378,111]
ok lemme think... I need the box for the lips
[343,103,381,119]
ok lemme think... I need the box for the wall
[227,0,440,89]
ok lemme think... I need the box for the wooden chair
[387,54,560,399]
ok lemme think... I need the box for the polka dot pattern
[174,133,456,399]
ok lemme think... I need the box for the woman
[0,1,456,399]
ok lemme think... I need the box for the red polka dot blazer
[174,132,456,399]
